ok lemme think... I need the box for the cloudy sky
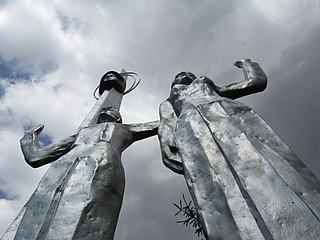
[0,0,319,239]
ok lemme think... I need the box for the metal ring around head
[93,71,141,100]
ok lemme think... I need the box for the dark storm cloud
[107,1,237,68]
[116,138,198,240]
[254,25,320,177]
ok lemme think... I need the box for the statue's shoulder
[160,99,174,111]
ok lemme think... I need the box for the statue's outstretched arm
[127,120,159,142]
[215,59,267,99]
[20,125,77,168]
[158,100,184,175]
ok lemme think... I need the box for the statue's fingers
[167,158,184,175]
[235,59,253,68]
[23,125,43,136]
[234,60,244,68]
[33,124,44,135]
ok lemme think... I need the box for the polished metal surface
[158,59,320,240]
[2,71,158,240]
[79,87,123,130]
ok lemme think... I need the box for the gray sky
[0,1,319,239]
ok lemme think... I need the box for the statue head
[99,71,126,95]
[171,72,197,88]
[97,107,122,123]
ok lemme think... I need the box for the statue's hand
[161,143,184,175]
[23,124,44,136]
[21,124,44,149]
[21,124,76,168]
[234,59,252,68]
[32,124,44,136]
[215,59,267,99]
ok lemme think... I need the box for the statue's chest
[75,123,115,145]
[177,96,222,117]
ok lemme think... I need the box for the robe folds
[3,121,158,240]
[161,79,320,240]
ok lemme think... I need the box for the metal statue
[2,71,158,240]
[158,59,320,240]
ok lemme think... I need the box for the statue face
[172,72,196,87]
[104,73,118,81]
[97,107,122,123]
[98,70,127,95]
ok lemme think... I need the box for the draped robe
[159,77,320,240]
[3,122,157,240]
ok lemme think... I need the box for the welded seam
[36,158,81,240]
[254,139,320,222]
[181,112,239,240]
[219,100,320,222]
[195,105,274,240]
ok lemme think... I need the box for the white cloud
[0,198,22,234]
[0,1,60,72]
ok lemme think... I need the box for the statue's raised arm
[20,124,77,168]
[158,61,320,239]
[215,59,267,99]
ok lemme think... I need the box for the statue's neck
[170,78,219,116]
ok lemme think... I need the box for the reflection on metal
[2,70,158,240]
[158,59,320,240]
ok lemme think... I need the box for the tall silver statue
[158,59,320,240]
[2,71,158,240]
